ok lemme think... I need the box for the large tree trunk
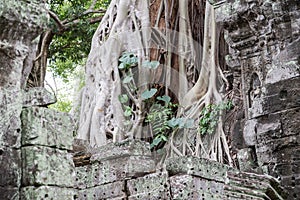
[78,0,232,164]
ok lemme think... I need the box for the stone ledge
[90,139,152,162]
[166,156,236,183]
[22,87,56,107]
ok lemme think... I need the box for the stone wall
[214,0,300,199]
[4,99,286,200]
[0,0,48,198]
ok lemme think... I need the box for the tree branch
[48,10,65,31]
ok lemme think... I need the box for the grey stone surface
[215,0,300,197]
[166,156,236,183]
[237,148,258,173]
[22,87,56,107]
[226,171,287,200]
[170,174,224,199]
[243,119,257,146]
[0,89,23,148]
[127,172,171,200]
[0,1,48,198]
[21,186,76,200]
[0,0,48,89]
[77,181,126,199]
[90,139,152,161]
[22,146,75,187]
[0,187,19,200]
[21,107,74,150]
[76,155,155,188]
[0,147,21,187]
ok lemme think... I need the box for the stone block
[243,119,257,146]
[249,77,300,118]
[0,186,19,200]
[0,89,22,148]
[75,164,98,189]
[90,139,152,161]
[0,147,21,187]
[256,133,300,166]
[76,181,126,199]
[22,146,75,187]
[21,186,76,200]
[226,171,287,200]
[127,172,171,200]
[22,87,56,107]
[170,174,225,199]
[76,156,155,188]
[21,107,74,150]
[166,156,236,183]
[237,148,258,172]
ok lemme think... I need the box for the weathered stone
[0,89,23,148]
[127,172,171,200]
[21,186,76,200]
[21,107,74,150]
[77,181,126,200]
[170,174,224,199]
[226,171,287,200]
[90,139,152,161]
[22,87,56,107]
[76,155,155,188]
[0,0,48,89]
[215,0,300,197]
[237,148,258,173]
[22,146,75,187]
[166,156,236,183]
[0,147,21,187]
[249,78,300,119]
[0,186,19,200]
[243,119,257,146]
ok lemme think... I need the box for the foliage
[49,95,73,113]
[198,101,233,135]
[117,52,197,149]
[48,0,111,81]
[146,97,176,149]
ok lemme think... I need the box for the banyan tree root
[77,0,232,165]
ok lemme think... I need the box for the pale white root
[77,0,232,165]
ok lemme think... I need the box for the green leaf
[118,94,128,104]
[122,76,133,84]
[157,95,171,103]
[151,137,161,146]
[160,135,168,141]
[141,88,157,100]
[167,117,178,128]
[124,106,132,117]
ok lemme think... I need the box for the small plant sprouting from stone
[198,101,233,135]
